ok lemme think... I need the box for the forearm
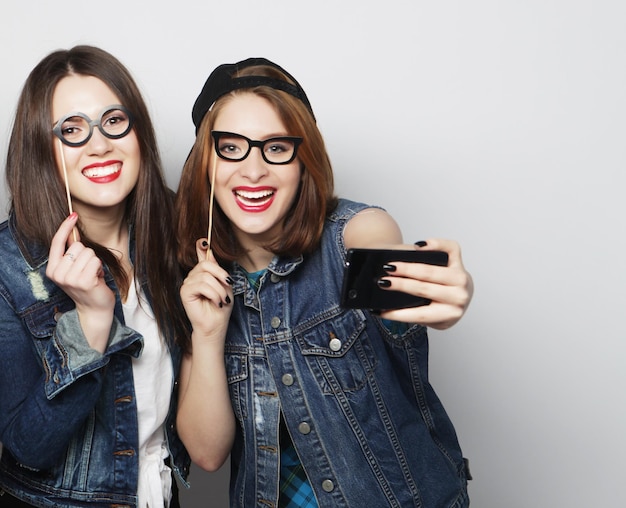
[0,310,139,469]
[177,338,235,472]
[1,368,104,469]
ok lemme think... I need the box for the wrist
[75,308,114,353]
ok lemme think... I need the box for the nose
[85,126,113,155]
[238,146,269,180]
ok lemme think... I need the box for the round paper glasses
[53,105,133,147]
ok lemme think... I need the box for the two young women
[175,58,474,507]
[0,47,472,507]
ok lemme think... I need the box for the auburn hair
[176,64,338,271]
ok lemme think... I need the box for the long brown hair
[176,64,338,270]
[6,45,189,345]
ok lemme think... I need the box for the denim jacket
[225,199,469,508]
[0,214,190,508]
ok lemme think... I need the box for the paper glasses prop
[52,106,133,241]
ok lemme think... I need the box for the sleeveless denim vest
[225,199,469,508]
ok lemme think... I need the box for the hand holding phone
[340,248,449,311]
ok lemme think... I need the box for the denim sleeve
[44,309,142,398]
[0,306,142,469]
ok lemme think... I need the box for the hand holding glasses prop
[52,105,133,241]
[205,131,303,258]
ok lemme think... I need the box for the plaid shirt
[279,427,318,508]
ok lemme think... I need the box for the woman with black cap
[175,57,473,507]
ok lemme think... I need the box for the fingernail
[225,295,231,304]
[382,264,396,273]
[68,212,78,220]
[201,240,208,248]
[414,240,427,247]
[225,276,234,285]
[377,279,392,288]
[219,301,223,308]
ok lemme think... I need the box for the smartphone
[340,248,449,311]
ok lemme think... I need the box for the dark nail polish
[377,279,392,288]
[225,276,234,285]
[414,241,428,247]
[382,264,396,273]
[201,240,209,248]
[219,301,223,308]
[225,296,231,304]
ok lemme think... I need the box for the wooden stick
[58,139,78,242]
[206,153,217,259]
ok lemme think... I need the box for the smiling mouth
[233,189,275,211]
[80,162,123,185]
[82,163,122,178]
[235,188,274,205]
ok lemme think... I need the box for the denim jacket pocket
[22,292,74,339]
[295,308,376,394]
[21,294,86,398]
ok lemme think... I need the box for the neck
[238,247,274,273]
[75,203,127,247]
[76,204,132,277]
[233,226,281,273]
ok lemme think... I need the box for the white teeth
[83,164,120,178]
[236,189,273,200]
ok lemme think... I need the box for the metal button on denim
[329,337,342,351]
[282,374,294,386]
[270,316,281,328]
[270,273,281,283]
[321,479,335,492]
[298,422,311,434]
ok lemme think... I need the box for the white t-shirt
[123,281,173,508]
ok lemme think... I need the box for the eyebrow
[51,113,80,125]
[217,131,293,140]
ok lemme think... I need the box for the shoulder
[320,198,401,255]
[344,206,403,249]
[0,216,20,254]
[327,198,381,222]
[0,217,10,235]
[0,214,50,271]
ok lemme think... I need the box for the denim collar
[230,254,304,296]
[9,212,49,269]
[8,212,136,269]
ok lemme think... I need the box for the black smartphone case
[340,248,449,311]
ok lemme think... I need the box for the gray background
[1,1,624,506]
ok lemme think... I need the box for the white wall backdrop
[1,1,624,507]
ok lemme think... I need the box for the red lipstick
[233,186,275,212]
[81,160,122,184]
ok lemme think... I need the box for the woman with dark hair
[0,45,190,507]
[175,58,474,507]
